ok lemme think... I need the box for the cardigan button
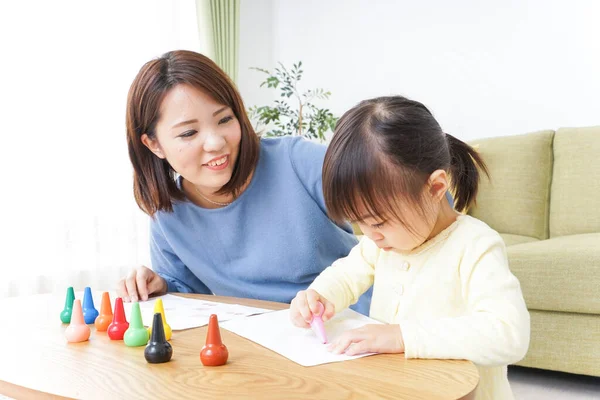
[395,285,404,296]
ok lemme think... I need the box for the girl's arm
[399,233,530,367]
[150,219,212,295]
[309,236,380,312]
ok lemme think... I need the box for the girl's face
[356,199,439,252]
[355,172,452,253]
[141,84,241,194]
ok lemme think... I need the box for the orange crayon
[200,314,228,366]
[94,292,113,332]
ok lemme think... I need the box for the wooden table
[0,293,478,399]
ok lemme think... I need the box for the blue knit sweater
[150,136,372,314]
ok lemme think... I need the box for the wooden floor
[509,366,600,399]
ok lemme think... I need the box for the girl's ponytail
[446,133,489,212]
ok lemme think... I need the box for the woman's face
[142,84,241,195]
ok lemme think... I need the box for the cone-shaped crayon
[124,302,149,347]
[60,286,75,323]
[94,292,113,331]
[107,297,129,340]
[200,314,228,366]
[82,287,99,324]
[65,299,91,343]
[147,298,172,341]
[145,313,173,363]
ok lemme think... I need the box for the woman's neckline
[176,143,264,213]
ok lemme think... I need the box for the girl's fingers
[344,341,370,356]
[293,313,311,328]
[292,293,314,324]
[306,290,322,315]
[328,337,354,354]
[289,298,311,328]
[327,329,369,354]
[322,301,335,321]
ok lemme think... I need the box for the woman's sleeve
[150,218,212,294]
[288,137,354,234]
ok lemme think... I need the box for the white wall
[239,0,600,142]
[0,0,200,297]
[239,0,277,111]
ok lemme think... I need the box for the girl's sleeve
[150,219,212,294]
[399,233,530,367]
[309,236,380,312]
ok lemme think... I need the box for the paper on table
[71,291,272,330]
[120,294,274,330]
[220,308,382,366]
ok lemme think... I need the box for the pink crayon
[65,299,91,343]
[310,301,328,344]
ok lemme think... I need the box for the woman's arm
[150,219,212,294]
[288,136,355,234]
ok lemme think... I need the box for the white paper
[73,291,272,331]
[120,294,274,330]
[220,308,382,366]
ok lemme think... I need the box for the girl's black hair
[323,96,488,229]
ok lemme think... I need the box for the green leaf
[246,60,336,142]
[250,67,271,74]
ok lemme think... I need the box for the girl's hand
[289,289,335,328]
[327,324,405,356]
[116,266,168,302]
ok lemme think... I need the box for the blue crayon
[82,287,99,324]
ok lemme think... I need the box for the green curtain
[209,0,240,83]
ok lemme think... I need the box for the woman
[117,50,371,314]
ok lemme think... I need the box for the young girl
[290,96,530,400]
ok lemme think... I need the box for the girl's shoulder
[455,215,501,237]
[452,215,505,251]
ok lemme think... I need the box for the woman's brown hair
[323,96,488,230]
[126,50,259,216]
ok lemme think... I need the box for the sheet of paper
[73,291,272,331]
[120,294,274,330]
[221,308,382,366]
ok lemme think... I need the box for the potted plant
[248,62,337,142]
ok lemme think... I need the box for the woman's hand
[289,289,335,328]
[327,324,405,356]
[116,266,167,302]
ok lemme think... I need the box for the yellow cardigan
[310,215,530,400]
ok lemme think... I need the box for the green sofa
[468,126,600,377]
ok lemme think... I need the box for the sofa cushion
[550,126,600,237]
[507,233,600,314]
[517,310,600,376]
[468,130,554,240]
[500,234,539,247]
